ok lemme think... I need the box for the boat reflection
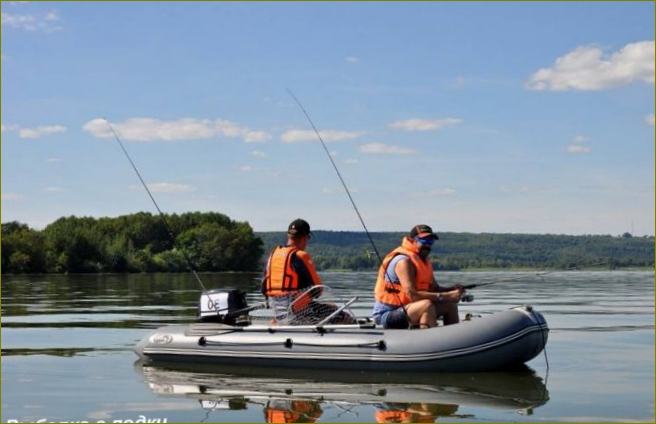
[135,361,549,422]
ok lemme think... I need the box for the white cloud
[526,40,655,91]
[129,182,196,193]
[44,186,63,193]
[359,142,416,155]
[389,118,462,132]
[344,158,359,165]
[567,135,592,154]
[567,145,592,154]
[238,165,253,172]
[1,9,62,32]
[428,188,456,196]
[645,114,655,126]
[243,131,271,143]
[2,124,19,133]
[281,129,365,143]
[45,11,59,22]
[18,125,67,139]
[1,192,24,201]
[46,157,62,163]
[251,150,266,158]
[83,117,270,143]
[345,56,359,63]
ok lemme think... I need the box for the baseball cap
[409,224,439,240]
[288,218,312,237]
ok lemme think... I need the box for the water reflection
[136,361,549,422]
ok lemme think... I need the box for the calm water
[2,271,654,423]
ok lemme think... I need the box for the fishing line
[104,118,209,293]
[461,261,610,290]
[285,90,410,320]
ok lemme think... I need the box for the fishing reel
[460,293,474,303]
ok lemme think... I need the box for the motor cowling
[198,289,249,325]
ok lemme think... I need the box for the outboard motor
[199,289,250,326]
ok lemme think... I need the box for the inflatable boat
[134,288,548,372]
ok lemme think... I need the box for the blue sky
[2,1,654,235]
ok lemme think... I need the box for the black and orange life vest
[263,246,300,297]
[374,237,434,307]
[263,245,321,298]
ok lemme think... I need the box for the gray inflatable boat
[135,304,548,372]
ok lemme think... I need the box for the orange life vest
[375,409,413,423]
[374,237,434,307]
[265,408,300,423]
[265,401,321,423]
[263,246,300,297]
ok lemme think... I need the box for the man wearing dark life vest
[372,224,464,329]
[262,218,321,317]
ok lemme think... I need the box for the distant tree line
[2,212,263,273]
[3,214,652,274]
[258,231,654,271]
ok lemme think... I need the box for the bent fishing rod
[286,90,413,315]
[104,119,209,293]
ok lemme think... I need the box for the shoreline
[3,267,653,277]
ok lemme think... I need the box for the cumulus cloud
[129,182,196,193]
[567,135,592,154]
[251,150,266,158]
[526,40,655,91]
[359,142,416,155]
[645,114,654,126]
[281,129,365,143]
[389,118,462,132]
[1,9,62,32]
[19,125,66,139]
[243,131,271,143]
[83,117,270,143]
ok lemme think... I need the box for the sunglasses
[415,237,435,246]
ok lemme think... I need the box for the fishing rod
[104,119,209,293]
[286,89,384,264]
[286,90,412,317]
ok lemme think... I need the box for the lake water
[2,271,654,423]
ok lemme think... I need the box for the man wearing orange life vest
[262,218,321,314]
[372,224,464,329]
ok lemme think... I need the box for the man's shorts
[378,307,409,329]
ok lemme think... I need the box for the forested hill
[2,213,263,274]
[2,212,653,273]
[258,231,654,271]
